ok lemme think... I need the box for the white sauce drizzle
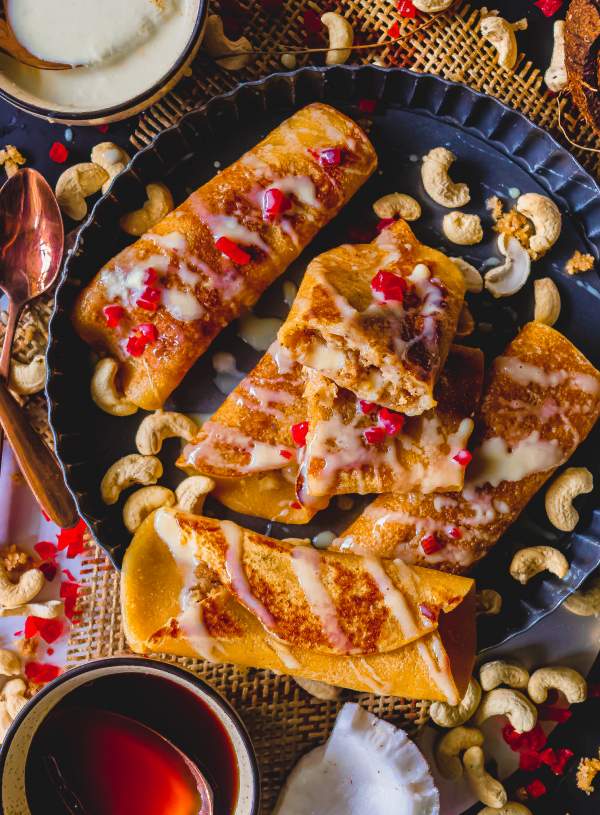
[466,432,563,490]
[238,313,283,352]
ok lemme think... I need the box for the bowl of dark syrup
[0,657,259,815]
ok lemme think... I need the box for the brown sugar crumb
[493,208,533,249]
[576,754,600,795]
[0,144,26,178]
[1,544,32,574]
[565,250,595,276]
[486,195,504,221]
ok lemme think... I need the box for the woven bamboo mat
[5,1,600,811]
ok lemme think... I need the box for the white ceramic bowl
[0,657,260,815]
[0,1,208,125]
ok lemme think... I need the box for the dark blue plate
[46,66,600,650]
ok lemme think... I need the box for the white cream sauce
[466,432,563,489]
[184,420,295,474]
[238,313,283,352]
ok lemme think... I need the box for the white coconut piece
[273,703,439,815]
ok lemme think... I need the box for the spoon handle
[0,378,79,528]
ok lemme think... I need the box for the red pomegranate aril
[318,147,341,167]
[137,285,161,311]
[49,141,69,163]
[279,449,293,460]
[290,501,302,510]
[138,323,158,342]
[291,421,309,446]
[421,534,443,555]
[378,407,405,436]
[143,267,158,285]
[534,0,563,17]
[376,217,396,232]
[519,750,542,772]
[126,334,146,357]
[447,526,462,540]
[364,426,386,445]
[216,236,251,265]
[262,188,291,220]
[540,747,574,776]
[359,400,378,415]
[419,603,437,622]
[103,304,125,327]
[371,270,408,302]
[453,449,472,466]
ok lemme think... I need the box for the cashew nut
[120,183,174,237]
[563,572,600,616]
[0,600,63,619]
[135,411,198,455]
[90,142,131,194]
[434,726,484,780]
[443,211,483,245]
[0,650,21,677]
[91,358,138,417]
[321,12,353,66]
[0,562,44,610]
[0,678,27,736]
[123,486,176,533]
[510,546,569,585]
[480,11,527,71]
[545,21,567,93]
[430,678,482,728]
[202,15,253,71]
[100,454,163,505]
[55,163,108,221]
[528,666,587,705]
[534,277,561,326]
[463,746,508,809]
[451,257,483,293]
[421,147,470,208]
[373,193,421,222]
[515,193,561,259]
[479,660,529,692]
[484,234,531,298]
[474,688,537,733]
[478,805,532,815]
[457,304,475,337]
[545,467,593,532]
[294,676,342,701]
[413,0,455,10]
[476,589,502,615]
[175,476,215,514]
[8,355,46,396]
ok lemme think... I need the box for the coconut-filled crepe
[277,219,466,416]
[178,343,326,524]
[299,345,484,499]
[73,103,377,410]
[122,509,476,703]
[335,323,600,574]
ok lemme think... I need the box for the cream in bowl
[0,0,206,123]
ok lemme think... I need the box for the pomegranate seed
[97,124,109,133]
[397,0,417,16]
[358,98,377,114]
[502,723,547,753]
[376,217,396,233]
[262,188,291,220]
[216,236,251,265]
[359,400,378,415]
[279,449,293,460]
[138,323,158,342]
[525,779,547,799]
[419,603,438,622]
[311,147,341,167]
[291,421,309,446]
[538,706,572,723]
[378,407,405,436]
[388,21,400,38]
[364,426,386,445]
[447,526,462,540]
[47,647,54,655]
[290,501,302,510]
[126,333,147,357]
[421,534,443,555]
[136,285,161,311]
[144,268,158,285]
[371,270,408,302]
[453,449,472,466]
[103,304,125,327]
[534,0,563,17]
[49,141,69,163]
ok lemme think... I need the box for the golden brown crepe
[122,509,476,703]
[335,323,600,573]
[300,345,484,498]
[73,104,377,410]
[277,220,466,416]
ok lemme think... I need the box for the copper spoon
[0,168,79,528]
[0,6,72,71]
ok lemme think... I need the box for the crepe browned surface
[336,322,600,573]
[121,509,475,702]
[277,219,466,416]
[301,345,484,498]
[73,103,377,410]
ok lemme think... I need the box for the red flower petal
[25,661,61,684]
[216,236,251,265]
[388,21,401,38]
[25,616,63,644]
[62,568,77,582]
[60,581,80,600]
[49,141,69,163]
[502,722,547,753]
[34,541,57,561]
[57,519,87,558]
[525,779,547,799]
[533,0,563,17]
[397,0,417,17]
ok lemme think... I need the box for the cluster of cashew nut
[479,10,528,71]
[442,212,483,246]
[100,410,216,532]
[509,545,569,585]
[55,142,131,222]
[120,183,174,237]
[0,650,31,740]
[8,355,46,398]
[201,14,252,71]
[373,193,421,222]
[421,147,470,208]
[544,467,593,532]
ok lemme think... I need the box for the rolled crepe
[277,220,466,416]
[122,509,476,703]
[300,345,484,498]
[73,104,377,410]
[336,323,600,573]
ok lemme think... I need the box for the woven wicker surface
[6,1,600,811]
